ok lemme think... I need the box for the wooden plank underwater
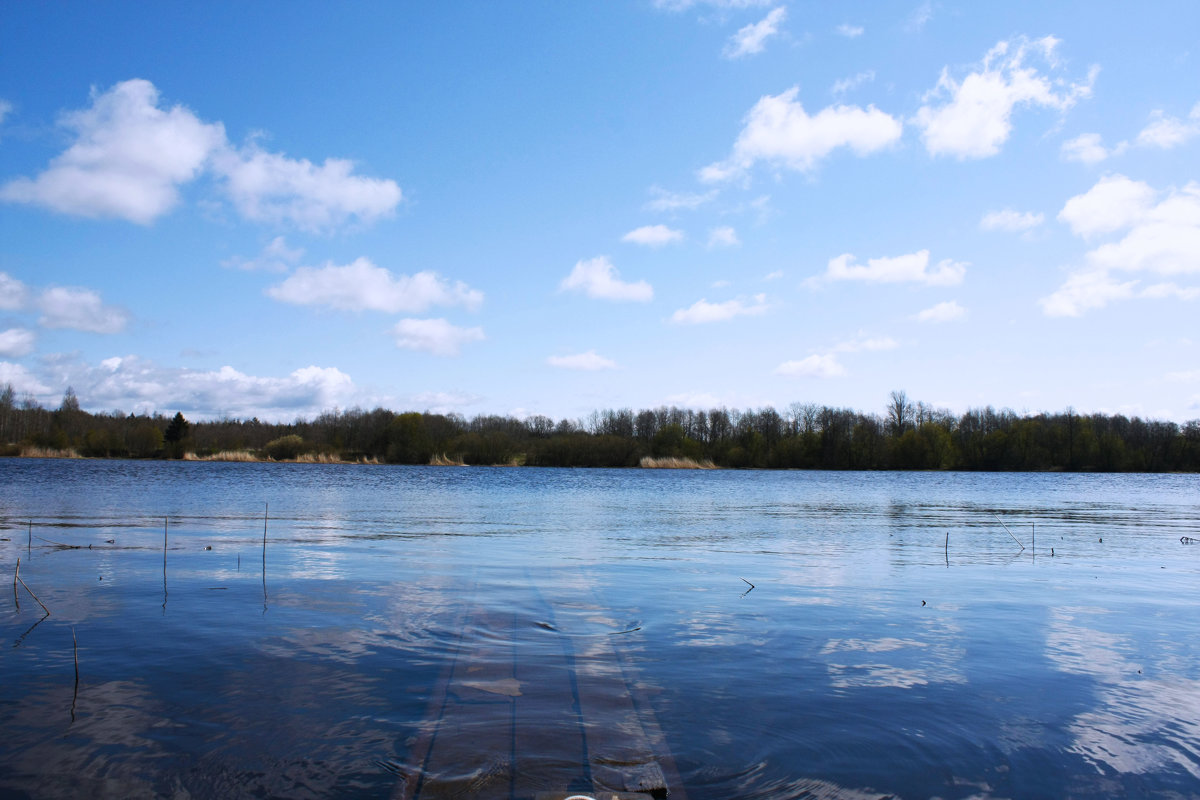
[395,568,686,800]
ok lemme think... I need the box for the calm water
[1,459,1198,799]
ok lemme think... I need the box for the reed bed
[184,450,259,462]
[19,446,81,459]
[429,453,467,466]
[639,456,718,470]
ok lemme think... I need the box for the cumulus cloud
[671,293,769,324]
[21,354,360,421]
[0,328,36,358]
[1042,177,1200,316]
[701,87,902,181]
[267,258,483,313]
[1061,132,1124,164]
[222,236,304,272]
[707,226,740,247]
[836,24,864,38]
[980,208,1044,232]
[723,6,787,59]
[560,256,653,302]
[1135,103,1200,149]
[547,350,618,370]
[212,145,402,231]
[831,70,875,97]
[915,37,1096,159]
[392,318,485,356]
[774,354,846,378]
[816,249,966,286]
[0,78,401,231]
[0,79,226,224]
[0,361,51,396]
[0,272,29,310]
[644,185,718,212]
[1040,269,1138,318]
[914,300,967,322]
[621,224,684,247]
[1057,174,1156,238]
[38,287,130,333]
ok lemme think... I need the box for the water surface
[1,459,1198,798]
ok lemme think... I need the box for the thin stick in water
[16,573,50,616]
[71,626,79,722]
[992,513,1025,551]
[13,557,19,611]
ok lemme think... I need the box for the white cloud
[0,328,36,357]
[764,269,783,281]
[267,258,483,313]
[915,37,1096,159]
[671,293,769,324]
[547,350,618,370]
[905,1,934,32]
[707,226,740,247]
[831,70,875,96]
[0,99,12,127]
[644,185,718,212]
[1057,174,1156,238]
[23,354,360,421]
[1039,269,1138,317]
[701,87,902,181]
[38,287,129,333]
[392,318,485,357]
[1042,177,1200,316]
[0,362,51,395]
[1167,369,1200,383]
[621,224,684,247]
[914,300,967,322]
[1061,132,1125,164]
[222,236,304,272]
[663,391,724,408]
[0,79,402,232]
[818,249,966,286]
[775,354,846,378]
[835,24,864,38]
[980,208,1044,232]
[1135,103,1200,149]
[213,145,402,231]
[723,6,787,59]
[560,256,653,302]
[833,333,898,353]
[0,272,29,310]
[654,0,772,11]
[0,79,225,224]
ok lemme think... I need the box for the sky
[1,1,1199,424]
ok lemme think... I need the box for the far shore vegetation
[2,385,1198,472]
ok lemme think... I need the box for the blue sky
[1,1,1198,423]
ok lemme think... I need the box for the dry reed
[429,453,466,466]
[20,446,81,459]
[639,456,718,470]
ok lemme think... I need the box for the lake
[1,458,1198,799]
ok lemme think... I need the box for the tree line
[2,385,1198,472]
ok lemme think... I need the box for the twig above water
[16,572,50,616]
[992,513,1026,551]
